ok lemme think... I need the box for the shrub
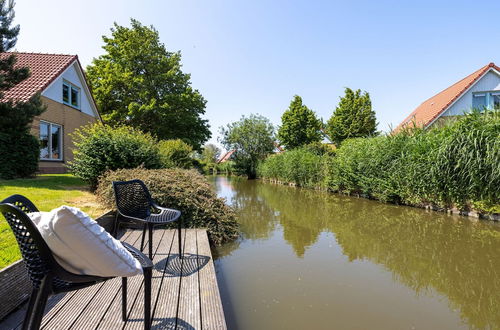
[258,147,329,188]
[0,132,39,179]
[158,139,193,169]
[96,167,239,245]
[260,110,500,214]
[69,124,162,189]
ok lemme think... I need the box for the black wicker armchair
[112,180,182,260]
[0,195,153,330]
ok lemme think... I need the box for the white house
[396,62,500,131]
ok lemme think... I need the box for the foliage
[0,174,106,268]
[0,0,46,179]
[86,19,210,149]
[219,114,275,179]
[325,88,377,146]
[96,168,239,245]
[158,139,193,169]
[69,124,162,189]
[277,95,322,149]
[258,147,330,188]
[201,143,221,164]
[260,111,500,214]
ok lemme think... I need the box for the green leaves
[278,95,322,149]
[219,114,275,179]
[86,19,210,150]
[325,88,378,146]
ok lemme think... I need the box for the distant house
[395,62,500,132]
[217,150,235,163]
[1,52,101,173]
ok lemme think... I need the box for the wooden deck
[1,228,226,330]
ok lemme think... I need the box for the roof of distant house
[0,52,78,102]
[394,62,500,132]
[218,150,236,163]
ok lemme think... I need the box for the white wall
[442,70,500,117]
[42,62,97,117]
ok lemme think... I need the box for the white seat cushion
[28,206,142,277]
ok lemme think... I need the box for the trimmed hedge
[96,167,239,245]
[259,111,500,214]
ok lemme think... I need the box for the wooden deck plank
[40,229,135,329]
[67,229,144,330]
[1,228,226,330]
[197,229,227,329]
[177,229,201,329]
[122,228,174,330]
[150,228,184,329]
[95,228,165,330]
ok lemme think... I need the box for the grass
[0,174,108,269]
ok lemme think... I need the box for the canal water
[211,176,500,330]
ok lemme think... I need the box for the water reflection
[212,176,500,329]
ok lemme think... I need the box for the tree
[277,95,322,149]
[219,114,275,179]
[325,88,377,146]
[158,139,193,169]
[86,19,211,150]
[0,0,46,179]
[201,143,221,164]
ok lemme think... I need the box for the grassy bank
[0,174,107,268]
[259,111,500,216]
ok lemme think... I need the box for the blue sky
[14,0,500,146]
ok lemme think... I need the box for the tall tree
[278,95,322,149]
[86,19,211,150]
[219,114,275,179]
[201,143,221,164]
[0,0,45,179]
[325,88,377,145]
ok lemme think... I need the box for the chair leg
[28,277,51,330]
[112,212,120,238]
[143,268,152,330]
[122,277,127,321]
[140,223,147,251]
[21,287,39,330]
[148,223,153,260]
[178,217,182,259]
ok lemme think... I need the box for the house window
[473,91,500,110]
[62,81,80,109]
[39,121,62,160]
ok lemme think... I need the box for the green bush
[0,132,39,179]
[69,124,162,189]
[96,167,239,245]
[158,139,193,169]
[260,111,500,214]
[258,147,329,188]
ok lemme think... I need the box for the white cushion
[28,206,142,277]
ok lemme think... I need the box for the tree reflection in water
[212,176,500,329]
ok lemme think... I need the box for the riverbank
[258,111,500,220]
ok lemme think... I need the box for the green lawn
[0,174,108,269]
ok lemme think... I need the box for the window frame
[62,80,81,110]
[473,90,500,110]
[39,121,63,161]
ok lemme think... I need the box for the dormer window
[62,81,80,109]
[473,91,500,110]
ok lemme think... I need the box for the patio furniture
[0,195,153,330]
[112,179,182,260]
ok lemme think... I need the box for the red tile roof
[395,62,500,132]
[218,149,236,163]
[0,52,77,103]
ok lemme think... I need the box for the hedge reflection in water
[213,176,500,329]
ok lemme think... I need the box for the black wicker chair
[112,180,182,260]
[0,195,153,330]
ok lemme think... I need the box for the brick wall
[30,96,99,174]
